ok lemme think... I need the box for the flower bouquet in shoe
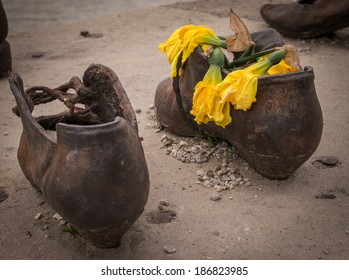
[154,9,323,179]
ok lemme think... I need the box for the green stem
[219,40,227,49]
[227,48,277,69]
[240,44,255,58]
[209,47,225,66]
[267,49,286,65]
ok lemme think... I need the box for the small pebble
[148,104,154,110]
[210,193,222,201]
[53,213,63,220]
[321,156,339,166]
[207,170,215,177]
[80,30,103,38]
[313,156,339,168]
[80,30,90,37]
[215,185,226,192]
[178,140,188,148]
[221,141,229,147]
[31,52,45,58]
[203,181,211,188]
[159,200,169,207]
[135,108,141,113]
[34,213,42,220]
[323,250,329,255]
[164,245,176,254]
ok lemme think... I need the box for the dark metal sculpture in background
[0,0,11,77]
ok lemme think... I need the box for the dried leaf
[276,44,301,69]
[226,9,252,52]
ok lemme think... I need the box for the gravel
[160,134,252,192]
[160,134,234,164]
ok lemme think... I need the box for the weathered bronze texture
[10,64,150,247]
[155,47,323,179]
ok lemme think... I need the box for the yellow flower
[190,64,232,128]
[159,25,223,78]
[267,59,299,75]
[258,53,299,75]
[217,49,286,111]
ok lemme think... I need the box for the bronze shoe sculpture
[10,64,150,248]
[0,0,11,77]
[260,0,349,38]
[155,29,323,180]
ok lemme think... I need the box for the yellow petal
[190,81,211,124]
[216,61,271,112]
[207,88,224,121]
[267,59,299,75]
[159,25,196,77]
[181,26,222,65]
[158,27,183,63]
[170,51,182,78]
[159,25,223,77]
[190,64,231,128]
[233,76,258,111]
[216,69,242,104]
[215,102,232,128]
[259,53,300,75]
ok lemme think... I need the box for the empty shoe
[10,64,150,248]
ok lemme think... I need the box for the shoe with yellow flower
[155,11,323,179]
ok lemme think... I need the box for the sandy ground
[1,0,349,260]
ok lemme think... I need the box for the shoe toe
[260,3,285,25]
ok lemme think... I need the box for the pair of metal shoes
[9,30,323,248]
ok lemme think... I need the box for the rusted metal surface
[154,36,323,179]
[10,64,149,247]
